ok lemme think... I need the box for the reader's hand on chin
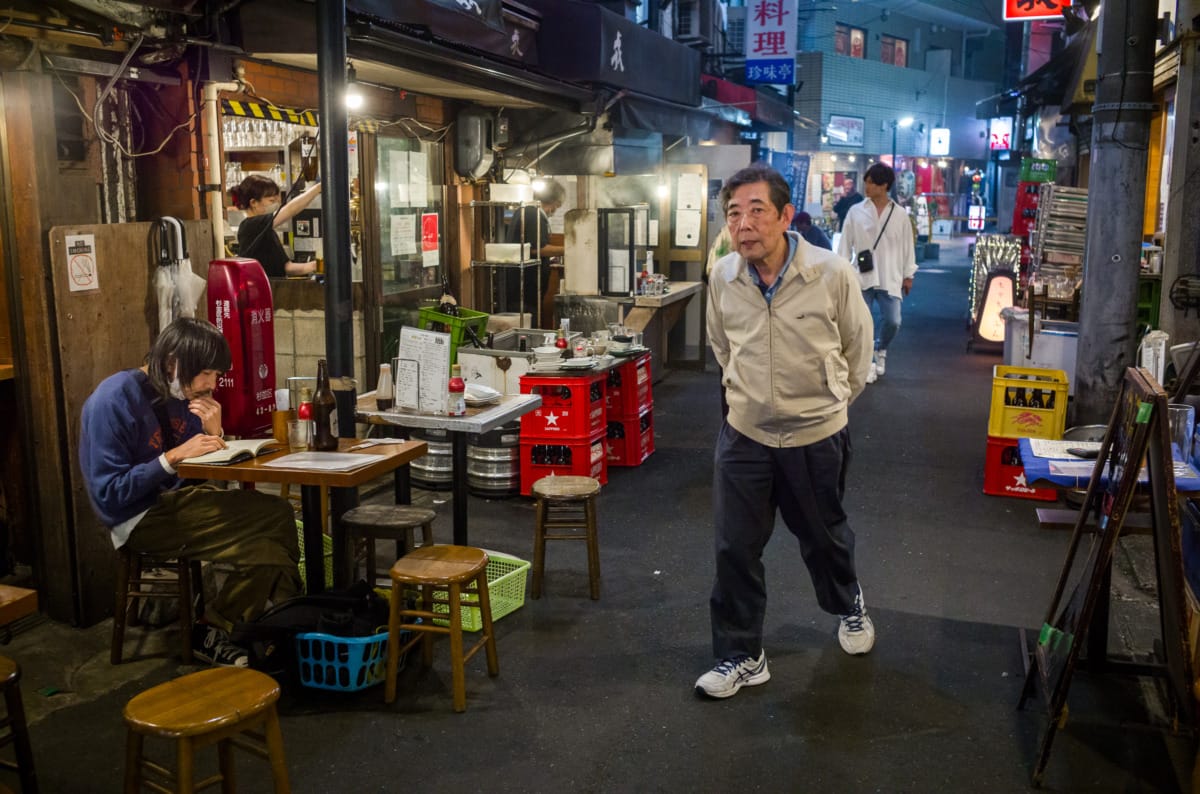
[169,433,226,465]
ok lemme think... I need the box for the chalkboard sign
[1019,367,1193,784]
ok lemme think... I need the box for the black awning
[351,0,507,52]
[522,0,701,107]
[611,93,733,140]
[1015,24,1095,111]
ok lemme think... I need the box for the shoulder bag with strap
[855,203,895,274]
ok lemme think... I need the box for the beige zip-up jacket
[707,232,874,448]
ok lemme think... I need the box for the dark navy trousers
[710,421,859,660]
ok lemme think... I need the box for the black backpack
[229,580,390,682]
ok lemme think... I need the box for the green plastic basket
[296,521,333,589]
[417,305,489,364]
[400,551,529,633]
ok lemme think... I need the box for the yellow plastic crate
[988,365,1068,440]
[296,522,333,589]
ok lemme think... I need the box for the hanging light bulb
[530,170,546,194]
[345,61,364,110]
[656,176,670,198]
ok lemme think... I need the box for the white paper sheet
[409,151,429,207]
[674,210,701,247]
[398,326,451,414]
[677,173,704,210]
[1028,439,1101,458]
[392,357,420,411]
[391,215,417,255]
[608,248,630,294]
[261,452,386,471]
[389,151,409,208]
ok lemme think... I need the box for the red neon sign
[1003,0,1069,22]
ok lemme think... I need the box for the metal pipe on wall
[202,80,241,260]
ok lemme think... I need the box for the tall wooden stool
[384,545,499,713]
[531,475,602,600]
[0,656,36,794]
[339,505,436,587]
[112,548,201,665]
[123,667,289,793]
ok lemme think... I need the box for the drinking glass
[287,419,311,452]
[1168,403,1195,464]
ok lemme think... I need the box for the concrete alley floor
[7,236,1192,792]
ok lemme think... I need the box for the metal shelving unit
[467,200,543,327]
[1031,184,1088,281]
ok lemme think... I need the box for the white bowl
[533,346,560,356]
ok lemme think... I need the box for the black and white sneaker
[694,651,770,699]
[191,624,250,668]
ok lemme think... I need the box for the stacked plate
[465,383,502,406]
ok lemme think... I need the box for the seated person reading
[79,318,302,666]
[232,174,323,278]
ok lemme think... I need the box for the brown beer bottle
[312,358,339,451]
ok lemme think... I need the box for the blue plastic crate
[295,630,395,692]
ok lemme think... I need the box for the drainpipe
[202,79,242,260]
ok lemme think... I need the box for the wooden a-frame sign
[1018,367,1195,785]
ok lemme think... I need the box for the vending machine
[208,257,276,438]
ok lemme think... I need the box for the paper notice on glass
[677,173,704,210]
[262,452,386,472]
[389,151,409,208]
[409,151,429,207]
[391,215,417,255]
[674,210,701,247]
[392,357,420,411]
[608,248,630,294]
[399,326,450,414]
[634,206,649,246]
[648,219,659,243]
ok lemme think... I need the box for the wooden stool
[531,475,602,600]
[339,505,436,587]
[385,545,499,713]
[0,657,36,794]
[123,667,289,793]
[112,548,201,665]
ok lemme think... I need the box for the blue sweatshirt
[79,369,201,530]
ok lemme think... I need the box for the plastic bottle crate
[417,305,489,364]
[988,365,1068,440]
[606,406,655,466]
[519,431,608,495]
[520,373,606,438]
[605,353,653,419]
[983,435,1057,501]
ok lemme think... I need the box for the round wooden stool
[385,545,499,713]
[0,656,36,794]
[531,475,602,600]
[112,547,201,665]
[339,504,436,587]
[123,667,289,793]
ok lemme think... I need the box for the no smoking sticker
[64,233,99,292]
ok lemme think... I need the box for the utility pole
[1160,3,1200,346]
[1073,1,1160,424]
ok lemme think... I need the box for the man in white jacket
[696,164,875,700]
[837,163,918,382]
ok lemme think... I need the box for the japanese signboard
[826,115,864,147]
[1003,0,1070,22]
[745,0,797,85]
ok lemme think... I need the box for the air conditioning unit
[676,0,716,49]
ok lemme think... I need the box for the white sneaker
[838,587,876,655]
[874,350,887,377]
[694,650,770,699]
[865,362,878,384]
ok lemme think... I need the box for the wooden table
[178,438,427,593]
[357,393,542,546]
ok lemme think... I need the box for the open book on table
[180,438,281,465]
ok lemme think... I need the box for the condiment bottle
[447,364,467,417]
[297,387,313,421]
[311,359,339,450]
[375,363,394,411]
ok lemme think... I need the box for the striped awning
[220,99,318,126]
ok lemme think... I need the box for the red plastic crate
[607,408,655,466]
[519,431,608,495]
[605,354,652,419]
[983,435,1057,501]
[520,373,606,439]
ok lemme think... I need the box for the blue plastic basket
[295,629,394,692]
